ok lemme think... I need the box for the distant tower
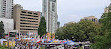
[0,0,13,19]
[42,0,58,33]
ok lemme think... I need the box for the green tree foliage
[91,12,111,49]
[55,27,65,40]
[91,33,111,49]
[0,21,4,39]
[38,16,46,37]
[100,12,111,32]
[56,20,100,42]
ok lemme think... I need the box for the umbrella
[60,41,67,44]
[53,40,58,43]
[65,40,74,45]
[67,42,74,45]
[48,40,53,43]
[37,41,41,43]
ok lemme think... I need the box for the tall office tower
[42,0,58,33]
[0,0,13,18]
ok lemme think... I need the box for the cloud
[58,14,85,26]
[14,0,42,11]
[57,0,111,26]
[14,0,111,26]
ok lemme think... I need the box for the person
[79,44,83,49]
[79,46,83,49]
[15,45,17,49]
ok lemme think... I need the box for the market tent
[0,39,7,45]
[53,40,58,43]
[67,42,74,45]
[23,38,31,40]
[48,40,53,43]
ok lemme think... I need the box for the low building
[13,4,40,37]
[0,18,14,34]
[104,4,111,13]
[80,16,99,23]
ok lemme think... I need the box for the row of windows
[50,0,56,2]
[21,14,38,17]
[20,25,38,28]
[85,19,96,22]
[20,17,38,20]
[20,23,38,25]
[20,20,38,22]
[21,11,38,15]
[52,3,55,11]
[20,28,37,30]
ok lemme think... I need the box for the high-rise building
[13,4,40,36]
[0,0,13,18]
[42,0,58,33]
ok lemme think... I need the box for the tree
[55,20,100,42]
[91,33,111,49]
[55,27,65,40]
[100,12,111,32]
[38,16,46,37]
[0,21,4,39]
[91,12,111,49]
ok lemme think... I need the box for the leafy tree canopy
[56,20,100,42]
[91,12,111,49]
[0,21,4,39]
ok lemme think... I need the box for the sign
[9,32,16,37]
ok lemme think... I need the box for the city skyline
[14,0,111,26]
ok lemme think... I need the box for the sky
[14,0,111,26]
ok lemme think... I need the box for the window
[28,12,32,14]
[52,3,55,11]
[93,19,96,22]
[20,23,38,25]
[20,28,37,30]
[20,17,25,18]
[3,9,5,10]
[52,0,56,2]
[33,16,38,17]
[21,11,26,13]
[20,25,38,28]
[33,13,38,15]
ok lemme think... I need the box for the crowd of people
[14,40,41,49]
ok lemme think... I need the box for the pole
[7,29,9,48]
[29,31,30,38]
[19,32,20,39]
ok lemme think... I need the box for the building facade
[13,4,40,35]
[0,0,13,18]
[80,16,99,23]
[104,4,111,13]
[42,0,58,33]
